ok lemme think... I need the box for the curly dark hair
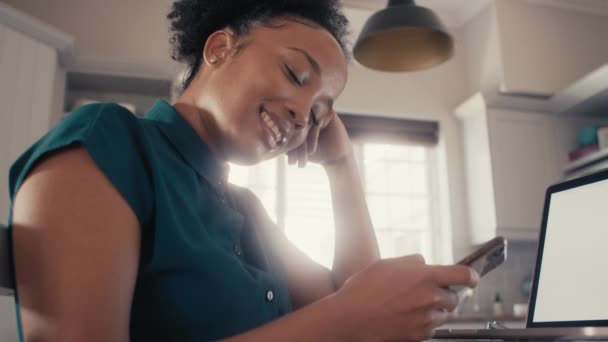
[167,0,350,91]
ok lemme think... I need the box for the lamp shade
[353,0,454,72]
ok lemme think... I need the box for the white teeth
[271,125,280,136]
[261,111,284,144]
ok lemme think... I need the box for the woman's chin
[228,145,266,166]
[227,138,286,165]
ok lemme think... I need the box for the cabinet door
[487,109,561,237]
[0,24,57,223]
[461,107,498,244]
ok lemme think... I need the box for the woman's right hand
[331,254,479,342]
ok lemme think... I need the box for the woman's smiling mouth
[260,109,287,149]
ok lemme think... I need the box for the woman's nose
[288,109,307,130]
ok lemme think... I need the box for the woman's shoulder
[9,103,156,226]
[10,102,152,186]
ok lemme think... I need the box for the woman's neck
[172,93,227,166]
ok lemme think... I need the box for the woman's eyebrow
[287,47,321,75]
[286,47,334,114]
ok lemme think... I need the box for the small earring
[209,57,218,64]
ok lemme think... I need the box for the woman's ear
[202,30,235,66]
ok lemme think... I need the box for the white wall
[3,0,179,78]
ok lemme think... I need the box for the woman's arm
[324,151,380,288]
[220,255,477,342]
[12,148,140,342]
[280,114,379,308]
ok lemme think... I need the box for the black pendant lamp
[353,0,454,72]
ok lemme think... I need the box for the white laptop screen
[531,177,608,323]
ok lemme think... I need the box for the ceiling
[523,0,608,16]
[342,0,608,29]
[341,0,493,28]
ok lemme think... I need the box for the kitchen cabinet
[495,0,608,96]
[463,1,608,112]
[457,95,565,244]
[487,109,563,238]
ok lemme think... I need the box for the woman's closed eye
[309,110,319,126]
[284,64,303,86]
[284,64,319,126]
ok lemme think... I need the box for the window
[228,114,440,268]
[228,158,279,222]
[361,143,436,263]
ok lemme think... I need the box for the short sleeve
[8,103,154,227]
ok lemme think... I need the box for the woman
[9,1,478,341]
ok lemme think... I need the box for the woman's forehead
[250,19,344,59]
[249,20,348,85]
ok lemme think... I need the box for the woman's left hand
[287,111,352,168]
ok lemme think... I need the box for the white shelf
[552,64,608,118]
[563,148,608,174]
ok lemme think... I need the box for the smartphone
[458,236,507,276]
[451,236,507,292]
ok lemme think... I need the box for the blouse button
[234,244,242,256]
[265,290,274,302]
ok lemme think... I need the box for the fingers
[297,142,308,168]
[385,255,477,290]
[433,287,459,312]
[307,124,321,155]
[404,253,426,264]
[411,292,454,341]
[287,149,296,165]
[406,308,449,341]
[410,282,459,313]
[393,253,426,264]
[431,308,450,326]
[430,264,480,288]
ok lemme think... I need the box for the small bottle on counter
[492,293,504,316]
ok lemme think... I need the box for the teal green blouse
[8,100,292,341]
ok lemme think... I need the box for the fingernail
[470,268,480,285]
[433,309,450,325]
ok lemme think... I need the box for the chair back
[0,224,15,296]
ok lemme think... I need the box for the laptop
[433,168,608,341]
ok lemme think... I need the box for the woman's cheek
[288,130,309,150]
